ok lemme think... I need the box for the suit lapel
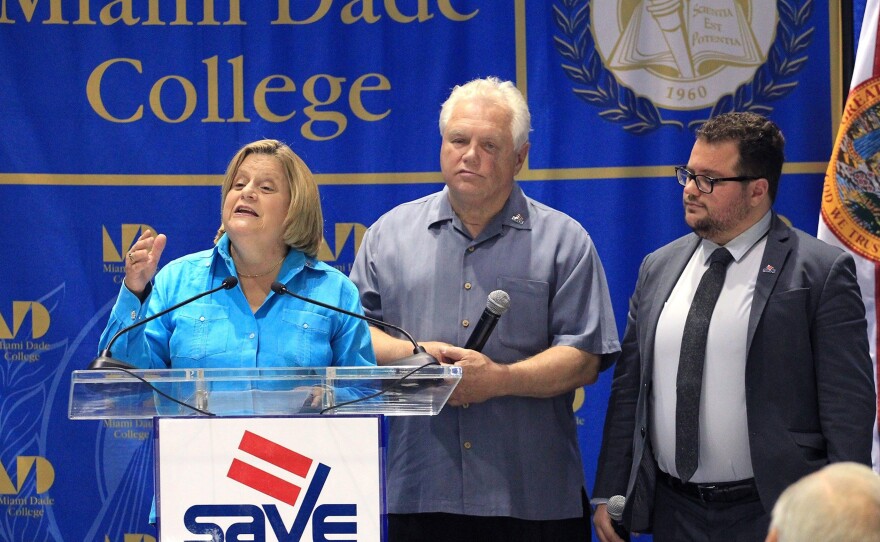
[747,214,792,349]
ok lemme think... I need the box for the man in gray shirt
[350,76,620,541]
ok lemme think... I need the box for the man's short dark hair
[696,112,785,202]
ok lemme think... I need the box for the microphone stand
[89,276,239,370]
[270,281,437,367]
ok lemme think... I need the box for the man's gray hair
[439,76,532,151]
[770,462,880,542]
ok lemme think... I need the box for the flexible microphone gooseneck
[270,281,437,367]
[463,290,510,352]
[88,276,239,370]
[271,281,444,414]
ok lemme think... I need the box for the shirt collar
[699,211,772,264]
[215,233,306,280]
[428,183,532,234]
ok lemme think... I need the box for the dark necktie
[675,247,734,483]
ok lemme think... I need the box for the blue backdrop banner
[0,1,842,540]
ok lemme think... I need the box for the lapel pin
[511,213,525,224]
[761,264,776,274]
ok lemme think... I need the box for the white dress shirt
[652,211,771,483]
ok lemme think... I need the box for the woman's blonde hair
[214,139,323,257]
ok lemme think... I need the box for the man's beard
[690,216,722,240]
[685,192,751,241]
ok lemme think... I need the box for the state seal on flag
[552,0,814,133]
[822,77,880,261]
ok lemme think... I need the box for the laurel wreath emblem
[552,0,815,134]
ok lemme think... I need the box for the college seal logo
[822,77,880,261]
[553,0,814,133]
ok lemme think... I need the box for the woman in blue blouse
[98,139,376,372]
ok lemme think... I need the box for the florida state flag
[820,0,880,471]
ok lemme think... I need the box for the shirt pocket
[496,276,550,352]
[170,304,230,361]
[279,309,333,366]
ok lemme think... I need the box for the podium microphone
[464,290,510,352]
[270,282,437,367]
[88,276,239,370]
[607,494,631,541]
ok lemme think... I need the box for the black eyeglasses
[675,166,761,194]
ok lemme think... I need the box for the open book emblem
[552,0,813,133]
[608,0,763,80]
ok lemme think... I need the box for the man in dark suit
[592,112,876,541]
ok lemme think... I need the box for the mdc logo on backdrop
[102,224,158,281]
[0,300,53,362]
[0,456,56,521]
[102,224,157,263]
[0,302,49,340]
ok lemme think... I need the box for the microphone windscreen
[222,276,239,289]
[270,281,286,294]
[487,290,510,316]
[607,494,626,521]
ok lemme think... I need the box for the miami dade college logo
[553,0,814,132]
[317,222,367,275]
[102,224,157,265]
[102,224,158,283]
[160,417,381,542]
[822,78,880,261]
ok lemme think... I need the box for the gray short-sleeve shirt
[350,183,620,520]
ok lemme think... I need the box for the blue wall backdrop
[0,1,859,540]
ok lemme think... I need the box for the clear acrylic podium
[69,365,461,541]
[69,365,462,419]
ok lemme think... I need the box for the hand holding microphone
[595,495,630,542]
[464,290,510,352]
[443,290,510,406]
[607,495,630,541]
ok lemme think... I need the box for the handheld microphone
[89,276,239,370]
[270,282,437,367]
[607,494,630,541]
[463,290,510,352]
